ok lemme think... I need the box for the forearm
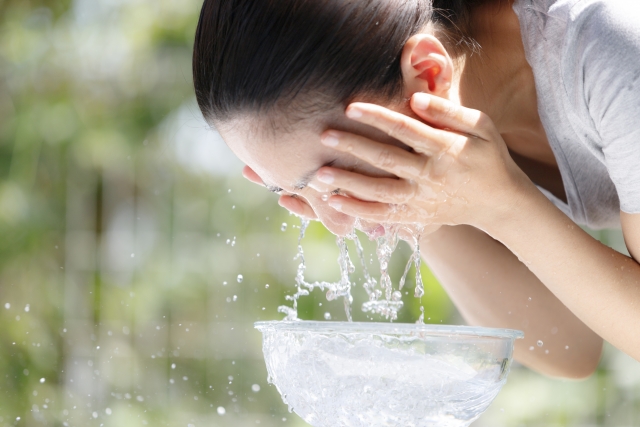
[421,224,603,379]
[479,187,640,362]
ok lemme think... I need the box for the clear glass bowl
[255,321,524,427]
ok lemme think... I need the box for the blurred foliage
[0,0,639,426]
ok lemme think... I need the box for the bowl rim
[254,320,524,339]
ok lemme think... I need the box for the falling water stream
[278,218,425,322]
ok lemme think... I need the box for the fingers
[326,196,437,224]
[410,93,493,141]
[278,195,317,219]
[321,131,428,180]
[326,196,400,223]
[311,167,440,204]
[344,102,462,156]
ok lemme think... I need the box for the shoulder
[565,1,640,125]
[515,0,640,63]
[560,0,640,74]
[565,1,640,215]
[566,0,640,43]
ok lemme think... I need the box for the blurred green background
[0,0,639,426]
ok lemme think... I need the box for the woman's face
[220,103,415,236]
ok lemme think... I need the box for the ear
[401,34,453,97]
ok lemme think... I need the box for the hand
[315,93,531,230]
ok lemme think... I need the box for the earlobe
[401,34,453,97]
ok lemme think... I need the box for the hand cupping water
[314,93,531,231]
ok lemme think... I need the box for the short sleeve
[576,1,640,214]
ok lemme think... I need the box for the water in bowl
[257,321,523,427]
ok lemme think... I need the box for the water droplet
[24,304,29,312]
[237,274,243,283]
[265,284,269,289]
[217,407,226,416]
[131,253,135,258]
[4,303,9,309]
[39,378,45,384]
[171,363,176,369]
[565,345,570,350]
[92,412,98,419]
[537,340,543,347]
[232,295,238,302]
[136,395,144,402]
[281,223,288,232]
[223,281,227,286]
[105,408,112,415]
[528,297,532,301]
[545,349,549,354]
[228,189,231,193]
[251,384,261,392]
[529,346,534,351]
[324,312,331,320]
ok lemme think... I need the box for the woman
[192,0,640,379]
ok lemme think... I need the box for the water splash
[278,219,354,321]
[361,225,404,321]
[279,218,426,322]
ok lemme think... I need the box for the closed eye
[265,184,284,194]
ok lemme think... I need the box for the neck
[449,0,539,135]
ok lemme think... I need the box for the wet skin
[220,104,422,238]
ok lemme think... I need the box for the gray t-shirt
[513,0,640,229]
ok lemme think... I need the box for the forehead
[220,113,342,189]
[217,107,410,191]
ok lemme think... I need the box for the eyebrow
[264,159,337,193]
[293,159,337,190]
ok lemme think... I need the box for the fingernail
[321,132,339,147]
[412,93,431,110]
[345,107,363,119]
[317,171,334,184]
[328,199,342,210]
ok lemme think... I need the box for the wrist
[472,173,542,235]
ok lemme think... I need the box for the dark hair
[193,0,484,124]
